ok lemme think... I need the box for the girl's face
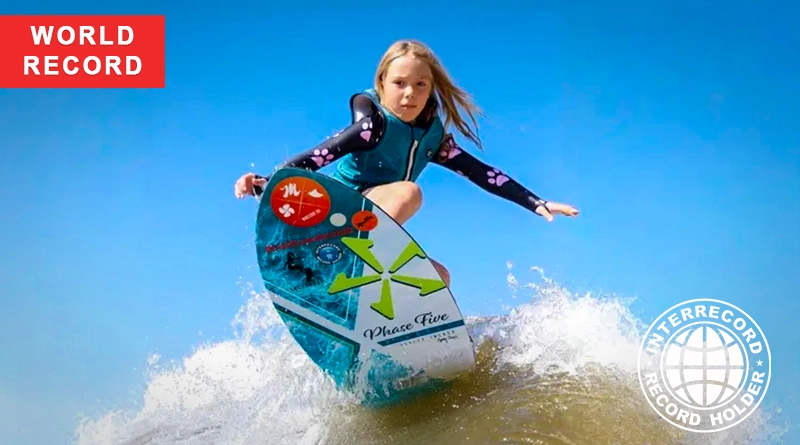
[380,54,433,123]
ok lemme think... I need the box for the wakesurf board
[254,167,475,406]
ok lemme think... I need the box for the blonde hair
[374,39,484,150]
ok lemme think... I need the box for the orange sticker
[270,177,331,228]
[351,210,378,232]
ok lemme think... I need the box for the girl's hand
[234,173,267,199]
[535,201,580,222]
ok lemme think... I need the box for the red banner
[0,15,165,88]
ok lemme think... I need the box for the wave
[73,264,787,445]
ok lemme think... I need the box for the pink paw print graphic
[311,149,334,167]
[360,121,373,142]
[487,169,509,186]
[437,138,462,162]
[438,146,462,161]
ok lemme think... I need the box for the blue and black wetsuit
[261,90,551,216]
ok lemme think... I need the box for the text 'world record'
[0,15,165,88]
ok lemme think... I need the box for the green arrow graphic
[340,237,383,273]
[388,241,427,273]
[390,275,447,296]
[328,273,382,294]
[370,279,395,319]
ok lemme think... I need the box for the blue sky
[1,1,798,444]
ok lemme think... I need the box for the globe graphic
[662,323,747,409]
[316,244,341,264]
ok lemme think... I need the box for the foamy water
[73,265,786,445]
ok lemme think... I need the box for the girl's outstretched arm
[431,135,579,221]
[270,94,385,173]
[240,94,385,196]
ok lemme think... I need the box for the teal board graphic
[255,167,476,405]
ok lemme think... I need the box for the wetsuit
[257,90,551,216]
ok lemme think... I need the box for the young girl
[235,39,579,287]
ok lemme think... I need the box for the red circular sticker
[351,210,378,232]
[269,177,331,228]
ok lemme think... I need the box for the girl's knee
[395,181,423,208]
[365,181,423,222]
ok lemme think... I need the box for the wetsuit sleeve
[256,94,384,180]
[431,135,550,216]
